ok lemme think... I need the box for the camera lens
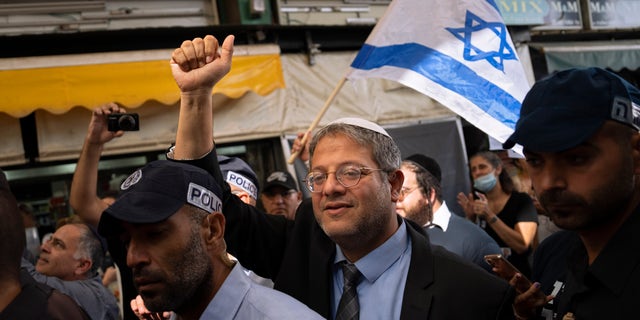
[118,115,136,131]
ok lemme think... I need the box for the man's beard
[403,202,432,226]
[140,229,213,312]
[538,159,635,231]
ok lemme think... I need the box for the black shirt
[479,192,538,277]
[553,207,640,319]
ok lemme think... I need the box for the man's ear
[237,192,250,203]
[204,213,225,246]
[75,258,92,276]
[427,187,437,204]
[389,169,404,202]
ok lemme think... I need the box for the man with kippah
[168,34,515,319]
[98,161,322,320]
[397,154,501,272]
[503,67,640,319]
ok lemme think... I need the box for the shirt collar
[334,219,409,283]
[428,201,451,231]
[200,262,247,319]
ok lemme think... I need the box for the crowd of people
[1,33,638,320]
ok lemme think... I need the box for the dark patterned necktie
[336,262,361,320]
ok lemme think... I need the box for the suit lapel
[309,220,336,318]
[400,220,435,319]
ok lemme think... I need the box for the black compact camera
[107,113,140,131]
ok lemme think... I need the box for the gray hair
[309,122,401,171]
[72,223,104,276]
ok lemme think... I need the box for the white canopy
[28,51,455,164]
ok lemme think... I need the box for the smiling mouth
[323,203,352,215]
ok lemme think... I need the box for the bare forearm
[69,139,107,227]
[170,35,234,160]
[174,92,214,160]
[488,218,534,254]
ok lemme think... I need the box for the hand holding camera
[108,113,140,132]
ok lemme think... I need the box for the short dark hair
[309,122,401,172]
[402,160,442,203]
[185,205,209,226]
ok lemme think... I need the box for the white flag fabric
[347,0,531,144]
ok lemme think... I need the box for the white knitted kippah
[327,117,391,138]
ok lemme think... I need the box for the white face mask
[473,171,497,193]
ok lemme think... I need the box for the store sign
[589,0,640,29]
[498,0,582,29]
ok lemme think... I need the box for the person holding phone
[503,67,640,319]
[457,151,538,277]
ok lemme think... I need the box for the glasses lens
[305,166,376,192]
[306,172,325,193]
[399,186,420,199]
[337,166,362,188]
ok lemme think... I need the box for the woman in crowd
[457,151,538,277]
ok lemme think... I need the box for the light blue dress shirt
[199,262,324,320]
[332,220,412,320]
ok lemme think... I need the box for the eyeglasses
[399,186,422,199]
[304,165,386,193]
[262,190,297,199]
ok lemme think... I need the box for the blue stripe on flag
[351,43,520,128]
[486,0,500,13]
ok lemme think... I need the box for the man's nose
[322,172,346,195]
[126,240,150,269]
[40,240,51,253]
[535,165,567,193]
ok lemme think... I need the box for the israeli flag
[347,0,531,144]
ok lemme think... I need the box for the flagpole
[287,76,347,164]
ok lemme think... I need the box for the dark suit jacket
[186,152,515,319]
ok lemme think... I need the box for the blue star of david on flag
[446,10,517,72]
[347,0,531,149]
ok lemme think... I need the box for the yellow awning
[0,45,284,118]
